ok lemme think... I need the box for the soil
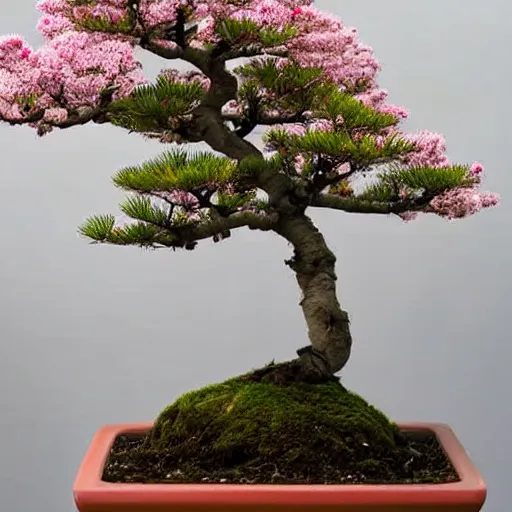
[102,365,459,485]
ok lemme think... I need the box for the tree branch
[222,111,303,125]
[139,39,184,59]
[0,86,119,132]
[219,46,288,61]
[176,211,278,241]
[103,211,280,249]
[311,193,432,215]
[223,110,304,139]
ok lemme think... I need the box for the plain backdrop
[1,1,510,511]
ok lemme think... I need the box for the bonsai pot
[73,422,486,512]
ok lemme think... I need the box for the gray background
[1,1,510,511]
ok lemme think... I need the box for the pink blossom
[294,154,306,174]
[480,191,500,208]
[429,187,499,220]
[168,190,200,209]
[43,107,68,123]
[470,162,484,176]
[336,162,350,175]
[272,123,307,137]
[308,119,333,132]
[398,211,418,222]
[378,103,409,120]
[403,130,449,168]
[0,29,144,126]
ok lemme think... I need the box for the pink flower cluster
[168,189,200,209]
[402,130,450,168]
[0,31,145,126]
[36,0,207,38]
[429,187,500,220]
[286,7,379,93]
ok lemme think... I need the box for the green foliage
[237,59,320,91]
[263,128,293,149]
[119,196,169,225]
[236,59,331,112]
[390,164,470,192]
[259,26,299,47]
[358,165,471,201]
[78,215,176,247]
[215,19,298,47]
[237,154,283,178]
[115,222,165,245]
[215,190,256,210]
[318,90,399,132]
[108,75,205,132]
[237,81,261,106]
[356,182,396,203]
[113,150,238,193]
[78,214,116,241]
[293,132,416,166]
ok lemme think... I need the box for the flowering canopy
[0,0,499,248]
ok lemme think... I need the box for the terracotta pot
[73,422,486,512]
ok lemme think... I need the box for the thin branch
[175,210,279,241]
[222,112,303,125]
[0,85,118,130]
[311,193,432,215]
[103,211,280,249]
[219,46,288,61]
[139,39,184,59]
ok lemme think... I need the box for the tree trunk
[269,213,353,383]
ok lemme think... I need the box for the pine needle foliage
[296,132,415,163]
[79,215,175,247]
[119,196,169,226]
[112,150,238,193]
[237,154,283,179]
[317,91,399,132]
[358,165,472,202]
[215,18,299,47]
[265,130,416,168]
[107,75,206,133]
[236,59,332,111]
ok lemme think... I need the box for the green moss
[139,372,408,482]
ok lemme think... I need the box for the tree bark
[162,49,353,383]
[273,213,353,382]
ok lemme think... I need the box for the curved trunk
[276,213,353,381]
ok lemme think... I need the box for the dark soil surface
[103,430,458,485]
[102,366,459,485]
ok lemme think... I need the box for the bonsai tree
[1,0,498,485]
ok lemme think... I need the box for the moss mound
[102,371,458,484]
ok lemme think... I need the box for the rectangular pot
[73,422,486,512]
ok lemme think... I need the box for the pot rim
[73,422,486,508]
